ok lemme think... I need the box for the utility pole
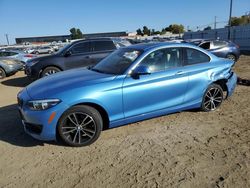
[5,34,9,46]
[228,0,233,40]
[214,16,217,29]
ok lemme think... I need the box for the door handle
[175,71,185,75]
[85,56,91,59]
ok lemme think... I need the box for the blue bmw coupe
[17,43,237,146]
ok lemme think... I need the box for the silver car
[0,50,36,64]
[0,58,23,79]
[33,46,54,54]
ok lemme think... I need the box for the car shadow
[0,104,59,147]
[1,75,32,87]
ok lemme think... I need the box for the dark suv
[25,38,128,80]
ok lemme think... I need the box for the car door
[122,47,189,118]
[89,40,116,66]
[64,41,92,69]
[181,47,212,103]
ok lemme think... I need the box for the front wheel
[41,66,61,77]
[226,54,236,62]
[0,67,6,79]
[201,84,223,112]
[58,105,103,147]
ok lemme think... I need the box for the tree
[204,26,212,31]
[136,28,143,36]
[231,15,250,26]
[70,28,83,39]
[143,26,151,36]
[165,24,185,34]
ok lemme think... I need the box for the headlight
[27,99,61,110]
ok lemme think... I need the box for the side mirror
[64,50,72,57]
[131,65,151,79]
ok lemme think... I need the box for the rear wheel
[58,105,103,147]
[226,54,236,62]
[201,84,223,112]
[0,67,6,79]
[41,66,61,77]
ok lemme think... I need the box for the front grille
[24,122,43,134]
[17,97,23,107]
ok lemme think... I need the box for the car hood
[27,54,57,64]
[26,68,116,99]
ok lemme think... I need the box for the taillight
[24,54,34,58]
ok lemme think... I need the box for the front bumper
[226,72,237,97]
[17,89,68,141]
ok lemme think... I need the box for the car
[32,46,54,54]
[0,58,23,79]
[25,38,129,80]
[17,42,237,147]
[188,39,240,62]
[0,50,36,64]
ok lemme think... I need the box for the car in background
[0,58,23,79]
[0,50,36,65]
[25,38,130,80]
[32,46,54,54]
[188,39,240,62]
[18,42,237,146]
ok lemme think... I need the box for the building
[15,31,127,44]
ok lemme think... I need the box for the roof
[128,42,196,51]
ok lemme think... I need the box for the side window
[71,42,90,54]
[213,41,227,48]
[9,52,18,56]
[139,48,182,73]
[199,42,210,49]
[93,41,116,52]
[185,48,210,65]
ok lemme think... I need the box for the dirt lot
[0,56,249,188]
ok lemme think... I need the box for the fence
[183,24,250,51]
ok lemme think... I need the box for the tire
[35,51,39,55]
[41,66,61,77]
[201,84,223,112]
[226,54,236,62]
[58,105,103,147]
[0,67,6,79]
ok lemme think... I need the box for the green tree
[165,24,185,34]
[143,26,151,36]
[136,28,143,36]
[70,28,83,39]
[231,15,250,26]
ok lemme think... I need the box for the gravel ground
[0,56,249,188]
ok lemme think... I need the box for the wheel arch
[213,79,228,97]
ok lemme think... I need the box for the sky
[0,0,249,44]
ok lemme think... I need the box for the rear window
[213,41,228,48]
[93,41,116,51]
[184,48,210,65]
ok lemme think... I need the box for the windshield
[56,43,71,54]
[92,48,142,75]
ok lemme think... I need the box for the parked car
[0,58,23,79]
[25,38,128,80]
[32,46,54,54]
[0,50,36,64]
[17,42,237,146]
[188,39,240,62]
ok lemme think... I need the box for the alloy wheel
[44,69,58,76]
[203,87,223,111]
[61,112,96,144]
